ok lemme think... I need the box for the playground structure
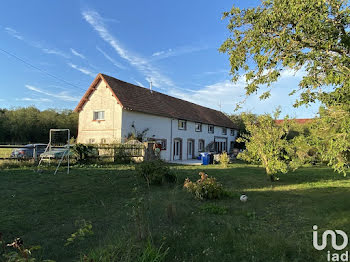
[38,129,70,175]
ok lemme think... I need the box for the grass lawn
[0,164,349,261]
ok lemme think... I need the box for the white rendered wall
[121,109,237,161]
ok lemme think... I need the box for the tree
[220,0,350,110]
[310,107,350,175]
[229,113,257,149]
[237,112,301,181]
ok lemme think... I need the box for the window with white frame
[178,120,187,130]
[222,127,227,135]
[198,139,205,152]
[93,111,105,120]
[230,129,235,136]
[195,123,202,132]
[156,139,167,150]
[208,125,214,133]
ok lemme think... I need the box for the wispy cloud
[42,48,69,58]
[151,45,208,61]
[70,48,86,59]
[82,9,174,88]
[68,63,96,77]
[5,27,23,40]
[25,84,80,102]
[4,27,70,59]
[134,80,145,87]
[168,68,318,118]
[16,97,52,102]
[96,46,127,70]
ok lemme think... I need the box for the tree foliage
[310,107,350,175]
[237,113,306,180]
[220,0,350,109]
[0,107,78,144]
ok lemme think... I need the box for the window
[230,129,235,136]
[88,138,95,144]
[156,139,167,150]
[93,111,105,120]
[101,138,107,144]
[198,139,205,152]
[208,125,214,133]
[178,120,187,130]
[222,127,227,135]
[195,123,202,132]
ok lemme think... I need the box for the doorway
[187,139,194,159]
[173,139,182,160]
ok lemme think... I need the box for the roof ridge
[101,73,226,115]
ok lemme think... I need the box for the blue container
[201,153,209,165]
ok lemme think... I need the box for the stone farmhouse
[75,73,238,161]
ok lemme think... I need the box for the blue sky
[0,0,320,118]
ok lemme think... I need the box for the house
[75,73,238,161]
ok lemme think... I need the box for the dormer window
[178,120,187,130]
[195,123,202,132]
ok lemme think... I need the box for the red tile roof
[275,119,313,125]
[75,74,236,129]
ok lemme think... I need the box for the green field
[0,164,349,261]
[0,148,13,158]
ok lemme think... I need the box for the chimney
[149,81,153,93]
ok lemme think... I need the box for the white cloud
[96,46,127,70]
[25,85,80,102]
[68,63,96,77]
[4,27,70,59]
[151,45,208,61]
[16,97,52,102]
[42,48,69,58]
[168,69,319,118]
[70,48,86,59]
[82,9,174,88]
[134,80,145,87]
[5,27,23,40]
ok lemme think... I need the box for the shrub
[136,160,176,186]
[184,172,224,200]
[219,152,229,168]
[0,160,34,169]
[71,143,99,163]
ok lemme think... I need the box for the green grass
[0,148,12,158]
[0,164,349,261]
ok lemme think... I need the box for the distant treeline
[0,107,78,144]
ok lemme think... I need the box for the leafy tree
[220,0,350,110]
[310,107,350,175]
[237,113,299,181]
[229,113,257,149]
[0,107,78,144]
[221,0,350,175]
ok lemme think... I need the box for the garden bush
[184,172,225,200]
[135,160,176,185]
[219,152,229,168]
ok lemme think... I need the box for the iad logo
[313,225,349,261]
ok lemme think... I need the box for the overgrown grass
[0,164,349,261]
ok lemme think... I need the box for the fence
[0,143,145,162]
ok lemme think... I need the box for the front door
[187,140,193,159]
[173,139,181,160]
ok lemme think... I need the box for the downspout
[169,118,173,161]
